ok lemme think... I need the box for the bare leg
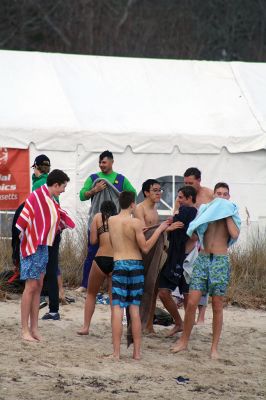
[144,289,158,334]
[111,305,124,359]
[158,289,183,337]
[77,262,106,335]
[107,274,112,307]
[129,305,142,360]
[171,290,202,353]
[30,274,44,341]
[183,293,189,310]
[210,295,224,359]
[197,305,207,324]
[21,279,39,342]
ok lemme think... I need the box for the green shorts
[190,253,230,297]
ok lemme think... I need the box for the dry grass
[59,218,88,286]
[227,228,266,309]
[1,224,266,308]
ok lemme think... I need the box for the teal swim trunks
[189,253,230,297]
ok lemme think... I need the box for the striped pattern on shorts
[112,260,144,307]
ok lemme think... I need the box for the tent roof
[1,50,266,153]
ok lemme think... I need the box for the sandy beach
[0,292,265,400]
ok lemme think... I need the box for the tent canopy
[1,50,266,154]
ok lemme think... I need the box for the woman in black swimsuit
[77,201,117,335]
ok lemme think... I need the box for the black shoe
[42,312,60,320]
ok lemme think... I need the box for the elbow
[141,246,149,255]
[231,230,240,240]
[90,237,98,245]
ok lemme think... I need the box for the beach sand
[0,292,265,400]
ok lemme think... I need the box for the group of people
[16,149,241,361]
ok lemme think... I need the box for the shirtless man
[134,179,162,334]
[171,182,240,359]
[108,191,169,360]
[175,167,213,324]
[134,179,161,227]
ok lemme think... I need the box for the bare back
[109,215,143,260]
[91,213,113,257]
[203,219,230,254]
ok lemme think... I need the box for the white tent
[1,50,266,224]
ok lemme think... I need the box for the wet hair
[119,191,135,209]
[142,179,160,197]
[46,169,70,186]
[99,150,113,161]
[178,185,197,204]
[100,200,117,229]
[214,182,230,192]
[184,167,201,180]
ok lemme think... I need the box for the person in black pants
[41,233,61,320]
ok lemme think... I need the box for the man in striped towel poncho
[16,169,75,342]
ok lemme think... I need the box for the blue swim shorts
[20,245,48,280]
[189,253,230,297]
[112,260,144,307]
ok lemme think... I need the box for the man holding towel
[171,182,240,359]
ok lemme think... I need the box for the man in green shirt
[77,150,136,291]
[32,154,51,191]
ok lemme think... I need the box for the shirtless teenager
[134,179,162,227]
[134,179,162,333]
[176,167,213,324]
[108,191,169,360]
[171,182,240,359]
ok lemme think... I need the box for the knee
[212,299,223,313]
[186,299,198,312]
[158,289,170,302]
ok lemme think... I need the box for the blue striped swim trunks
[112,260,144,307]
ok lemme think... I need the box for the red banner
[0,148,30,210]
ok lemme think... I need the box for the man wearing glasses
[134,179,163,227]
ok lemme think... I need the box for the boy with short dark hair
[16,169,75,342]
[108,191,169,359]
[171,182,240,359]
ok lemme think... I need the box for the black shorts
[94,256,114,275]
[158,272,189,295]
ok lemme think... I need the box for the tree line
[1,0,265,61]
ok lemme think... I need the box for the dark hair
[184,167,201,179]
[46,169,70,186]
[119,191,135,209]
[178,185,197,204]
[99,150,113,161]
[214,182,229,192]
[142,179,160,197]
[100,201,117,231]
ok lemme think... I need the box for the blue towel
[187,198,241,248]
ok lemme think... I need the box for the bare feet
[77,327,89,336]
[133,354,141,360]
[165,324,183,337]
[210,349,219,360]
[30,330,42,341]
[142,328,157,336]
[170,340,188,353]
[21,331,38,342]
[104,353,120,361]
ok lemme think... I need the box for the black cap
[32,154,51,167]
